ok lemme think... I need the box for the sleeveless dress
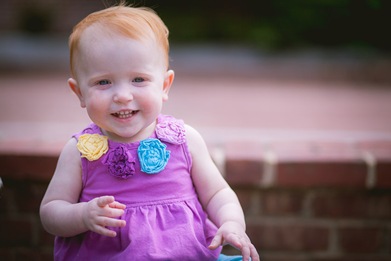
[54,114,222,260]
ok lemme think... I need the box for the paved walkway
[1,72,391,155]
[1,39,391,155]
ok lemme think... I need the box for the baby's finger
[240,239,260,261]
[93,224,118,237]
[208,233,223,250]
[109,201,127,210]
[96,217,126,236]
[224,233,243,250]
[103,217,126,228]
[104,206,125,218]
[249,243,260,261]
[241,244,251,261]
[97,196,115,207]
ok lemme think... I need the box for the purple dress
[54,115,221,260]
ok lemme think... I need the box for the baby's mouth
[112,110,137,119]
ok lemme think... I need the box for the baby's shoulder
[58,138,82,164]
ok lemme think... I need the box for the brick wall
[1,138,390,260]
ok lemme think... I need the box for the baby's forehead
[81,23,132,40]
[80,23,155,49]
[75,24,166,66]
[72,17,169,70]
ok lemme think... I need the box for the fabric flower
[77,134,108,161]
[138,138,170,174]
[105,146,136,179]
[156,118,185,144]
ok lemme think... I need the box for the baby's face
[71,25,172,142]
[74,25,167,80]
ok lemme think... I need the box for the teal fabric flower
[138,138,170,174]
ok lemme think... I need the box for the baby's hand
[208,221,260,261]
[82,195,126,237]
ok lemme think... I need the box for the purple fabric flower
[156,118,185,144]
[105,146,136,179]
[138,138,170,174]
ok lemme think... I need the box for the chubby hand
[208,221,259,261]
[82,195,126,237]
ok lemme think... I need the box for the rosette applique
[105,146,136,179]
[138,138,170,174]
[156,117,185,145]
[77,134,108,161]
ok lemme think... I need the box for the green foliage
[132,0,391,52]
[18,4,54,34]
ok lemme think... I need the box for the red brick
[0,217,33,246]
[2,180,48,213]
[311,191,391,219]
[389,226,391,252]
[377,161,391,188]
[314,257,391,261]
[14,248,49,261]
[225,159,263,186]
[0,248,13,260]
[0,186,11,214]
[257,255,309,261]
[338,227,384,253]
[260,190,304,216]
[247,223,329,251]
[0,154,57,181]
[233,188,257,216]
[39,225,55,247]
[270,141,368,188]
[0,247,55,261]
[356,140,391,188]
[276,161,367,188]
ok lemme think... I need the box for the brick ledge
[1,143,390,189]
[1,128,390,189]
[210,138,391,189]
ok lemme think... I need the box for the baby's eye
[97,79,111,85]
[132,77,145,83]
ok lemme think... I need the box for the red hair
[69,3,169,77]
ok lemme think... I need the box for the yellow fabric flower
[77,134,108,161]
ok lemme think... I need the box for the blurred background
[1,0,391,74]
[2,0,391,51]
[1,0,391,142]
[1,1,391,260]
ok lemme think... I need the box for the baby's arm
[39,139,126,238]
[186,126,259,261]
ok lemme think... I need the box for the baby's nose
[113,84,133,103]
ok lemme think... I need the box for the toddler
[40,3,259,261]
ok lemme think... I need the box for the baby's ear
[68,78,86,108]
[162,70,174,101]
